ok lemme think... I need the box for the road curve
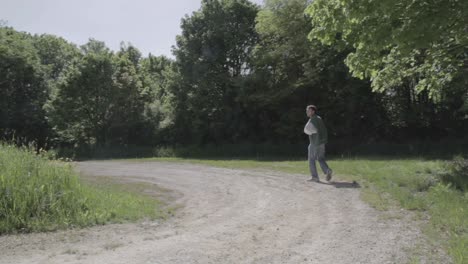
[0,161,422,264]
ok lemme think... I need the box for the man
[304,105,333,182]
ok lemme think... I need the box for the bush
[440,156,468,191]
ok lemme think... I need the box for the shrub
[440,156,468,191]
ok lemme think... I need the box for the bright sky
[0,0,263,57]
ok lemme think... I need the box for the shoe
[326,169,333,181]
[307,177,320,183]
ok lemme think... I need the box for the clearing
[0,161,433,264]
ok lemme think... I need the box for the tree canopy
[306,0,468,100]
[171,0,259,144]
[1,0,467,154]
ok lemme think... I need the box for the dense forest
[1,0,467,157]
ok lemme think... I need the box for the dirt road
[0,161,424,264]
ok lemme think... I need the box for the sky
[0,0,263,57]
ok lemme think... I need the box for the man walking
[304,105,333,182]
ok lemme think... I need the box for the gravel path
[0,161,423,264]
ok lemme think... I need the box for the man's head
[306,105,317,117]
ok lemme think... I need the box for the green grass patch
[0,144,164,234]
[134,156,466,264]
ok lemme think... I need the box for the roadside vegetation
[0,144,164,234]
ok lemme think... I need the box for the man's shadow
[317,180,360,188]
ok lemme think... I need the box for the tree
[306,0,468,100]
[172,0,259,144]
[108,44,147,145]
[0,27,49,146]
[45,40,168,148]
[46,39,116,147]
[32,34,80,83]
[140,54,175,143]
[306,0,468,138]
[249,0,386,143]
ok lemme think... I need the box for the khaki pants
[308,143,331,179]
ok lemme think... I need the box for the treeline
[1,0,467,155]
[0,27,172,149]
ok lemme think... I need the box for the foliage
[45,40,117,146]
[306,0,468,100]
[0,144,162,233]
[44,41,170,147]
[1,0,468,153]
[171,0,259,144]
[251,0,386,142]
[140,54,175,141]
[440,156,468,191]
[32,34,80,84]
[0,27,48,146]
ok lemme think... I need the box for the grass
[132,156,466,264]
[54,140,468,161]
[0,144,165,234]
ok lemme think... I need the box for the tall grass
[440,156,468,191]
[0,144,162,234]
